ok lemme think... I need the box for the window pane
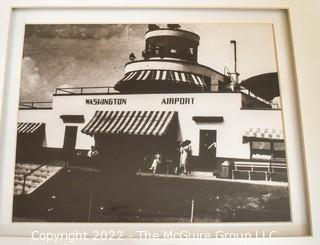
[252,141,271,150]
[273,142,285,151]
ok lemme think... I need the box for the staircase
[14,164,62,195]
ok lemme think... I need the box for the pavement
[136,171,289,187]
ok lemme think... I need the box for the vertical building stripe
[161,70,167,80]
[174,72,181,81]
[155,70,161,80]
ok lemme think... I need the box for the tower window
[170,49,177,54]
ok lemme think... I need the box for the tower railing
[54,86,118,95]
[19,102,53,109]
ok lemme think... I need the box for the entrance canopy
[17,122,45,134]
[243,128,284,142]
[82,111,177,137]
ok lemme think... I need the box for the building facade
[16,25,286,179]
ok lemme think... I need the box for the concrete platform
[136,171,288,187]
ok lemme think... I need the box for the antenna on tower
[230,40,240,84]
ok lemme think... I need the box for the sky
[20,24,277,101]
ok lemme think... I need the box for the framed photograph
[0,0,319,244]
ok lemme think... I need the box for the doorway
[199,130,217,169]
[63,126,78,162]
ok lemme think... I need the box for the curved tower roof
[115,25,226,93]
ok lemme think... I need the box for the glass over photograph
[13,23,290,222]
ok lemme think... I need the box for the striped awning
[82,111,177,136]
[243,128,284,141]
[17,122,45,134]
[119,70,207,88]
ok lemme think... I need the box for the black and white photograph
[13,23,290,222]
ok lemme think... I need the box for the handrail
[22,164,45,194]
[55,86,118,95]
[239,86,275,107]
[19,102,53,109]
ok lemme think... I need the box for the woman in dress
[179,140,192,174]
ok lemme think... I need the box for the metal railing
[22,164,45,194]
[238,86,276,108]
[55,86,118,95]
[232,160,287,182]
[19,102,53,109]
[53,85,277,109]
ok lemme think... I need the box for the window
[249,140,286,160]
[155,47,160,55]
[273,142,285,151]
[252,141,271,150]
[170,49,177,54]
[273,141,286,159]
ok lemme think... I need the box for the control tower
[115,24,229,93]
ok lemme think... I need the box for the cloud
[20,25,147,102]
[20,57,53,101]
[24,24,133,40]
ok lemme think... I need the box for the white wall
[17,93,284,159]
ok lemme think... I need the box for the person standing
[149,152,162,173]
[87,145,99,165]
[179,140,192,175]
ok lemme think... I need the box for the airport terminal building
[16,25,287,183]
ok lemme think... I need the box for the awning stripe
[134,111,152,135]
[181,73,187,82]
[142,70,151,80]
[17,122,44,134]
[155,70,161,80]
[124,71,136,81]
[122,111,139,134]
[136,71,145,80]
[109,111,126,133]
[102,111,120,133]
[145,111,163,135]
[191,74,199,86]
[244,128,284,140]
[117,111,135,133]
[153,111,170,136]
[122,72,132,81]
[82,111,100,133]
[89,111,107,134]
[93,111,111,134]
[81,111,176,136]
[117,69,207,88]
[26,123,39,133]
[196,75,204,87]
[111,111,130,134]
[18,123,31,133]
[18,123,29,133]
[141,111,158,135]
[158,111,175,136]
[129,111,146,134]
[161,70,167,80]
